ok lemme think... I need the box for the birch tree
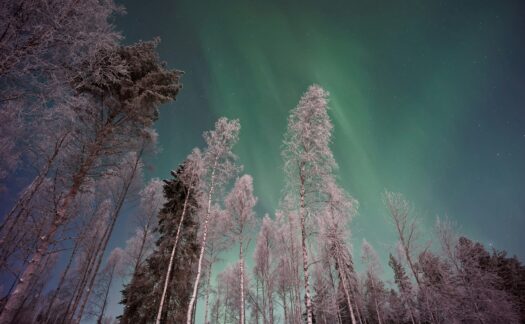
[282,84,336,324]
[361,240,385,324]
[253,215,279,324]
[186,117,241,324]
[124,178,165,276]
[87,248,125,324]
[225,174,257,324]
[317,179,359,324]
[0,40,182,324]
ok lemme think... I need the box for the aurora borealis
[113,0,525,320]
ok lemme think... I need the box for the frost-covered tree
[87,248,125,324]
[388,253,417,324]
[0,40,182,324]
[120,165,200,324]
[281,85,336,324]
[186,117,241,324]
[156,150,203,324]
[201,206,233,324]
[317,179,359,324]
[361,240,385,324]
[253,215,279,324]
[225,174,257,324]
[124,178,165,276]
[0,0,122,193]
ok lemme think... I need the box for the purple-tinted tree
[361,240,385,324]
[317,179,359,324]
[186,117,241,324]
[87,248,125,324]
[253,215,279,324]
[225,174,257,324]
[202,206,233,324]
[156,149,203,324]
[281,85,336,324]
[124,178,165,276]
[0,40,182,323]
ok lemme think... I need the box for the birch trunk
[186,163,217,324]
[155,188,191,324]
[42,238,81,322]
[0,136,101,324]
[96,265,115,324]
[203,261,213,324]
[299,179,313,324]
[74,152,141,324]
[239,238,245,324]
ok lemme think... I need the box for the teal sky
[112,0,525,320]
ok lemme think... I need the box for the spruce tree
[120,164,200,324]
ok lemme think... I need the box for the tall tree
[225,174,257,324]
[120,165,200,324]
[87,248,125,324]
[361,240,385,324]
[388,253,417,324]
[186,117,241,324]
[318,179,359,324]
[0,40,182,324]
[124,178,165,276]
[155,149,203,324]
[282,84,336,324]
[253,215,279,324]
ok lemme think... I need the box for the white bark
[155,188,191,324]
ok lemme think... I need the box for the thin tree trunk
[132,222,150,275]
[268,282,274,324]
[369,279,383,324]
[73,151,142,324]
[61,239,98,324]
[299,179,313,324]
[0,194,75,323]
[240,239,245,324]
[42,238,80,322]
[335,256,357,324]
[0,127,106,324]
[0,131,66,238]
[282,293,288,324]
[203,262,213,324]
[97,265,115,324]
[155,188,191,324]
[186,161,217,324]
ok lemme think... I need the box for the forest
[1,1,524,324]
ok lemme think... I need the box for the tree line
[1,1,524,324]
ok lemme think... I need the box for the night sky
[111,0,525,320]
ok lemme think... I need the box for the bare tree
[225,175,257,324]
[361,240,385,324]
[0,40,182,323]
[186,117,241,324]
[253,215,279,324]
[87,248,125,324]
[317,179,359,324]
[282,84,336,324]
[124,178,165,276]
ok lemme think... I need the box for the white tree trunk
[240,240,245,324]
[299,182,313,324]
[338,259,357,324]
[155,188,191,324]
[203,262,213,324]
[186,164,217,324]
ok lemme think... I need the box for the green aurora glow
[114,0,525,320]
